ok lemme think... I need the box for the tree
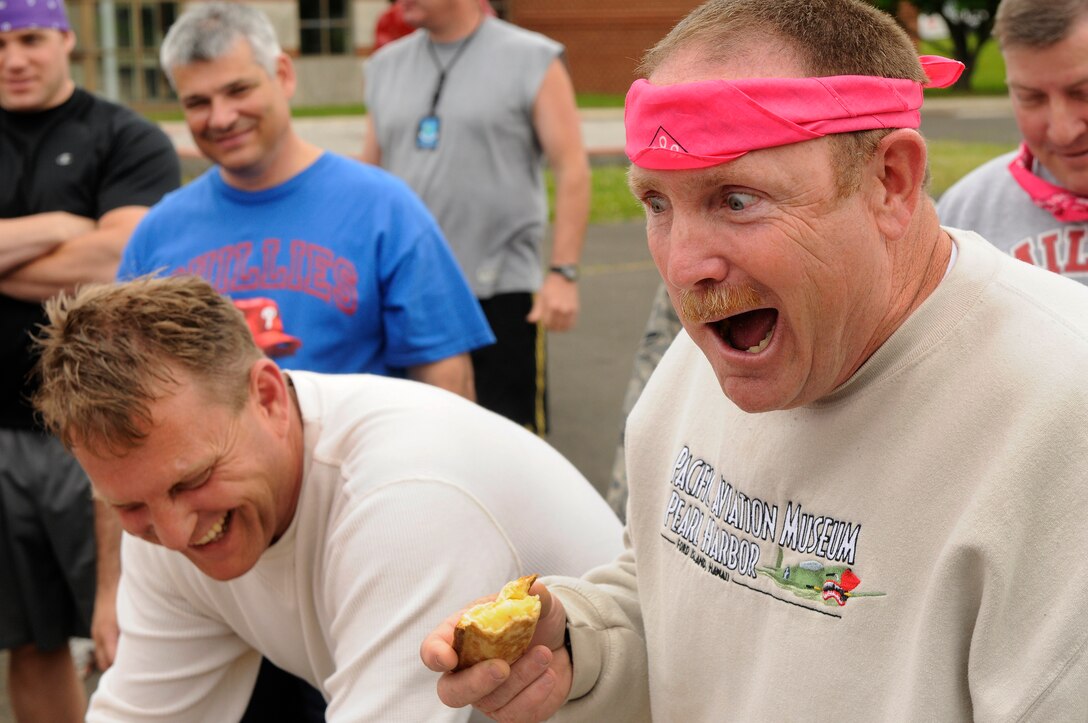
[871,0,1001,90]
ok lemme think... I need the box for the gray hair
[160,2,282,86]
[995,0,1088,49]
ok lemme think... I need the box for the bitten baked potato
[453,574,541,671]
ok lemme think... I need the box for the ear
[251,359,291,436]
[275,52,297,101]
[868,129,927,241]
[62,30,77,54]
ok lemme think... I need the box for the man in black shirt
[0,0,179,718]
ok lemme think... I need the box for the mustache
[677,284,764,324]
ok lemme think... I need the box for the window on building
[68,0,179,107]
[299,0,351,55]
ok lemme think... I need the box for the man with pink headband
[939,0,1088,285]
[0,0,178,719]
[420,0,1088,720]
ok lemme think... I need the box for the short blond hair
[639,0,927,196]
[33,275,263,454]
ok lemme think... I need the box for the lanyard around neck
[425,21,483,115]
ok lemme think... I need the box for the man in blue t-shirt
[121,4,494,718]
[123,2,493,397]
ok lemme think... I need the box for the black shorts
[0,429,96,651]
[471,292,548,435]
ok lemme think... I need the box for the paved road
[0,97,1020,721]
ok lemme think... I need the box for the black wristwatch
[549,264,579,282]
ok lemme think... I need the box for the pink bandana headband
[1007,144,1088,223]
[625,55,963,170]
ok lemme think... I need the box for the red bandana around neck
[624,55,964,170]
[1007,144,1088,223]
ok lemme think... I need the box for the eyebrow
[1009,76,1088,93]
[628,163,747,197]
[181,77,256,103]
[627,166,655,197]
[96,463,212,508]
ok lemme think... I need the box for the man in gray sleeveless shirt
[937,0,1088,285]
[362,0,590,434]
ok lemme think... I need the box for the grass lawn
[920,38,1007,95]
[927,138,1016,197]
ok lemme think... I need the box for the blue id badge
[416,115,440,150]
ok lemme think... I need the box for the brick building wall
[507,0,699,95]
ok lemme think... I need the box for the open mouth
[710,308,778,354]
[193,510,232,547]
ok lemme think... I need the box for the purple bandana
[0,0,70,32]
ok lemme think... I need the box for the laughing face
[74,364,300,581]
[1004,18,1088,196]
[629,46,896,412]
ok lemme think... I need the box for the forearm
[0,229,123,300]
[94,500,122,609]
[92,499,123,670]
[0,206,145,301]
[530,154,588,331]
[0,212,94,275]
[407,354,477,401]
[544,551,650,721]
[548,157,591,267]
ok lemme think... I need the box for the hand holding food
[453,574,541,671]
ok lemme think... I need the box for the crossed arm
[1,205,149,670]
[0,205,149,301]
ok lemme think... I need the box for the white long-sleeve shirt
[88,372,623,722]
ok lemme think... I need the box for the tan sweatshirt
[549,230,1088,722]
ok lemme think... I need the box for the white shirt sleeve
[87,536,260,722]
[320,478,524,722]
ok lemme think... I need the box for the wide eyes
[724,192,758,212]
[646,195,669,214]
[638,188,759,215]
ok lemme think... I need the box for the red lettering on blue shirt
[176,239,360,314]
